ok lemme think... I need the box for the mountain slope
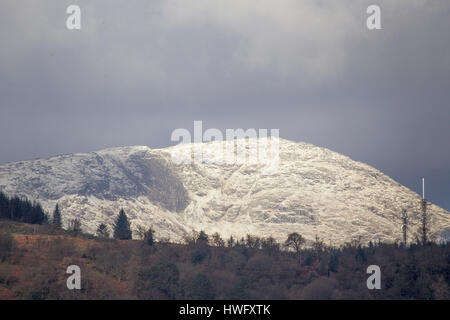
[0,138,448,245]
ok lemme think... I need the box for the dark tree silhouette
[284,232,305,254]
[113,209,132,240]
[52,204,62,229]
[0,191,47,224]
[96,223,110,238]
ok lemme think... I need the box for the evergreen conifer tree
[113,209,132,240]
[52,204,62,229]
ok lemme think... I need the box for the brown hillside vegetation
[0,219,449,300]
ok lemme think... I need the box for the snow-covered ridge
[0,138,449,245]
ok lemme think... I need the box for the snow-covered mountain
[0,138,449,245]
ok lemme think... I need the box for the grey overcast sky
[0,0,449,210]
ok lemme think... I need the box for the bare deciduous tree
[284,232,305,262]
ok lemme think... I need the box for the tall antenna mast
[422,177,425,200]
[420,177,428,245]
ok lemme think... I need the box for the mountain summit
[1,138,448,245]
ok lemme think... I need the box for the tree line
[0,191,47,224]
[0,191,144,242]
[1,189,442,252]
[1,191,449,300]
[50,203,152,243]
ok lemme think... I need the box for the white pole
[422,177,425,200]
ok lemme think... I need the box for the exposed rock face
[1,138,449,245]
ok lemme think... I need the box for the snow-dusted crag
[0,138,449,245]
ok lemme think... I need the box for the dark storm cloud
[0,0,449,209]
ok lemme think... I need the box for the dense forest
[0,192,449,300]
[0,191,47,224]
